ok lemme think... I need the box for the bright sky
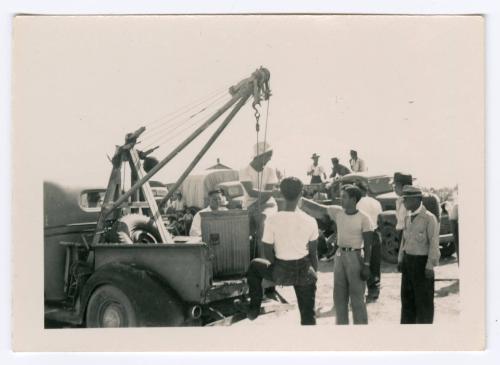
[15,16,482,189]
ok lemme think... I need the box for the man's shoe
[365,295,379,304]
[234,300,260,320]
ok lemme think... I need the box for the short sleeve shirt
[262,210,319,260]
[326,207,373,249]
[239,164,278,209]
[308,164,325,177]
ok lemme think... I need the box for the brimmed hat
[253,141,272,158]
[401,185,423,198]
[311,153,320,159]
[392,172,413,185]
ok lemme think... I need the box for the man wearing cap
[239,142,279,256]
[355,181,383,303]
[189,189,228,237]
[398,185,440,324]
[301,184,374,325]
[307,153,327,184]
[349,150,367,173]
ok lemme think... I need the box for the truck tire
[108,214,161,244]
[440,241,456,258]
[86,285,137,327]
[380,223,400,264]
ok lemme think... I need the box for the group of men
[235,142,440,325]
[175,141,441,326]
[307,150,366,185]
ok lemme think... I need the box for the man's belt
[338,246,362,252]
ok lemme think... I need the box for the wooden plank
[129,149,173,244]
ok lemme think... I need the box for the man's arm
[308,240,319,271]
[426,215,441,270]
[362,231,373,265]
[241,181,273,201]
[360,231,373,280]
[261,241,276,264]
[300,198,341,221]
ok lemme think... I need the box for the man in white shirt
[349,150,367,172]
[239,141,279,256]
[356,182,383,302]
[237,177,319,325]
[301,184,374,325]
[393,172,413,232]
[189,189,228,237]
[307,153,327,184]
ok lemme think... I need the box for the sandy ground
[233,254,460,326]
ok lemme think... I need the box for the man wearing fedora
[398,185,441,324]
[307,153,327,184]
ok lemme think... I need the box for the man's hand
[360,264,371,281]
[425,268,435,279]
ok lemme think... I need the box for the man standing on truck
[189,189,228,237]
[349,150,367,172]
[239,141,279,257]
[398,186,440,324]
[237,177,319,325]
[329,157,351,198]
[307,153,327,184]
[355,181,383,303]
[301,185,374,325]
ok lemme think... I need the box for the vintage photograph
[11,14,484,350]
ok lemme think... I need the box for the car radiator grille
[201,210,250,278]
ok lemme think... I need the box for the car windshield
[367,177,393,194]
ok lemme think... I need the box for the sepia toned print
[12,15,484,351]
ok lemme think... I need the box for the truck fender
[81,262,186,327]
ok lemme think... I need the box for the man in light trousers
[302,184,374,324]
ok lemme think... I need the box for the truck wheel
[380,224,400,264]
[86,285,137,327]
[440,241,456,258]
[108,214,161,244]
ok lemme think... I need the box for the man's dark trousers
[400,253,434,324]
[247,257,317,325]
[367,233,381,298]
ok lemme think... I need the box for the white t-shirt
[395,197,407,230]
[357,196,383,230]
[327,207,373,249]
[189,206,228,237]
[349,158,366,172]
[239,164,278,210]
[308,164,325,177]
[262,209,319,260]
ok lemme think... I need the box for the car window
[80,190,106,211]
[226,185,243,197]
[367,177,393,194]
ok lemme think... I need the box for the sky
[14,15,482,189]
